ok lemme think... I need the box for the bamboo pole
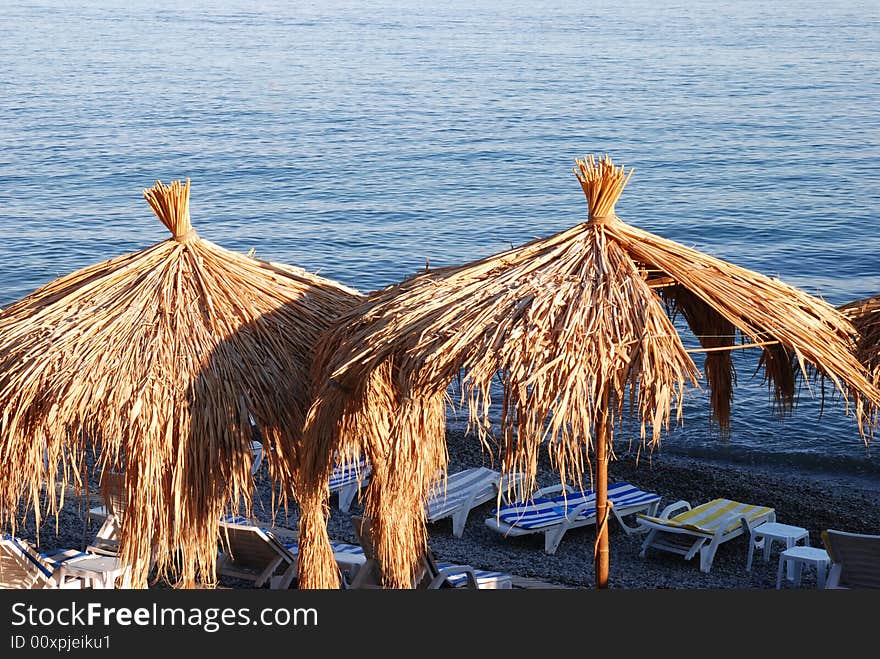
[594,384,610,589]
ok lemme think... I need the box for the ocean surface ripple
[1,0,878,478]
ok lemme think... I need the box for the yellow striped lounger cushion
[637,498,774,536]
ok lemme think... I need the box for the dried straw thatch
[0,180,363,587]
[296,155,880,589]
[839,294,880,390]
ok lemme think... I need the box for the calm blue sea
[1,0,879,480]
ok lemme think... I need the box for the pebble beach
[13,428,880,591]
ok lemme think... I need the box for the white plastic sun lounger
[637,498,776,573]
[217,516,299,589]
[485,481,662,554]
[425,467,526,537]
[1,535,127,589]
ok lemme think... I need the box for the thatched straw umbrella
[839,294,880,433]
[296,155,880,590]
[839,294,880,388]
[0,179,363,587]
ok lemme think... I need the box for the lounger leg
[699,541,719,573]
[639,530,658,558]
[450,484,491,538]
[544,527,566,554]
[452,508,468,538]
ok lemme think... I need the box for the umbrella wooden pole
[594,385,610,589]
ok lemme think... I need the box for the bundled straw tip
[142,178,195,240]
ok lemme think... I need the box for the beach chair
[637,497,776,573]
[216,516,299,589]
[347,515,512,589]
[425,467,525,537]
[284,538,513,589]
[821,528,880,589]
[87,470,127,556]
[1,535,127,589]
[330,455,371,512]
[484,481,662,554]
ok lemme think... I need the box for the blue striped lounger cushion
[494,482,659,530]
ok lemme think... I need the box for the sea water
[1,0,878,479]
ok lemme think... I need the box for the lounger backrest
[640,499,773,536]
[425,467,499,514]
[606,482,662,510]
[100,470,127,520]
[822,529,880,589]
[0,535,54,588]
[218,519,293,569]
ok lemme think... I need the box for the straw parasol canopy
[839,294,880,389]
[0,179,363,587]
[295,155,880,590]
[839,293,880,433]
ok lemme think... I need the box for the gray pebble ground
[12,429,880,590]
